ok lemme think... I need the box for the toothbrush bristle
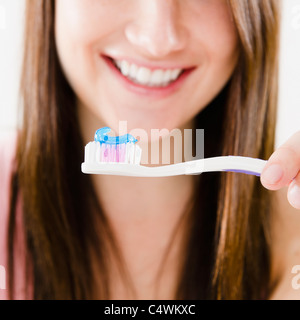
[84,127,142,165]
[85,141,142,165]
[101,144,124,163]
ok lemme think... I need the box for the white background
[0,0,300,148]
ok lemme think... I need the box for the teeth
[149,69,164,86]
[162,70,172,83]
[114,59,183,87]
[136,67,152,85]
[171,69,181,80]
[120,60,130,76]
[129,63,138,79]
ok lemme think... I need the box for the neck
[92,173,195,299]
[77,101,196,299]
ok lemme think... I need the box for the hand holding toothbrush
[82,128,300,210]
[260,130,300,210]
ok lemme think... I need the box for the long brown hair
[8,0,280,299]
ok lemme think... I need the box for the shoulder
[0,130,17,299]
[0,130,17,177]
[0,129,17,214]
[269,187,300,300]
[0,129,17,205]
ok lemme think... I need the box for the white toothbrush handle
[185,156,267,176]
[82,156,267,177]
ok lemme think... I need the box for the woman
[1,0,300,300]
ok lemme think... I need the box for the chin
[103,116,190,146]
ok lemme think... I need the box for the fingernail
[288,182,300,210]
[262,164,284,185]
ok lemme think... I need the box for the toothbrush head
[85,127,142,165]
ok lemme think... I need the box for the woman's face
[55,0,239,134]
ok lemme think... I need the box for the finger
[260,131,300,191]
[287,171,300,210]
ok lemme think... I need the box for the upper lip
[101,54,196,71]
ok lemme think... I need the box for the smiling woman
[55,0,239,135]
[1,0,295,300]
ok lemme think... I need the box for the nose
[124,0,188,58]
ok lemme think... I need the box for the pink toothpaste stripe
[100,144,127,163]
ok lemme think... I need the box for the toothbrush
[81,127,267,177]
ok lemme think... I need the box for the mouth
[101,54,196,97]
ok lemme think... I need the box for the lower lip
[102,55,195,99]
